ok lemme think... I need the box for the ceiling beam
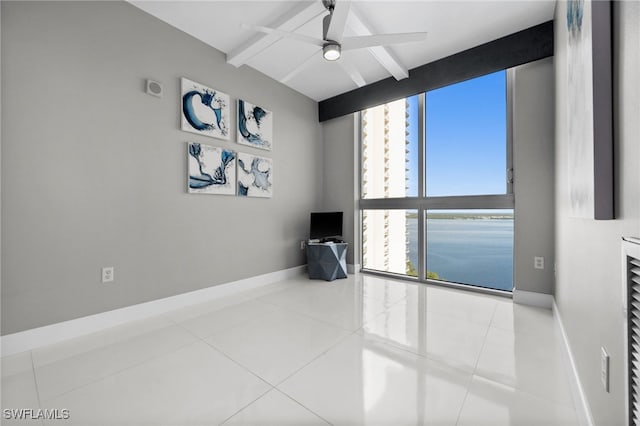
[347,7,409,81]
[226,1,326,67]
[318,21,554,122]
[279,50,319,84]
[339,60,367,88]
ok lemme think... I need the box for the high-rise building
[361,99,412,275]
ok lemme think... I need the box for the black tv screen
[310,212,343,240]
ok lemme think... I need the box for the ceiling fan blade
[325,0,351,42]
[242,24,325,47]
[342,32,427,50]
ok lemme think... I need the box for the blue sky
[405,71,507,196]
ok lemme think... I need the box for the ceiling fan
[245,0,428,61]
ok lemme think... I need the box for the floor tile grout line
[158,309,289,399]
[272,387,334,426]
[6,275,577,425]
[35,284,462,371]
[193,300,355,340]
[452,314,494,426]
[355,309,493,378]
[29,351,46,426]
[470,311,578,408]
[199,336,277,389]
[256,278,407,314]
[270,328,358,388]
[322,293,409,335]
[261,291,415,387]
[271,323,478,426]
[29,351,43,408]
[36,337,204,404]
[422,299,499,329]
[486,298,501,328]
[169,315,277,389]
[188,287,355,335]
[358,328,482,379]
[22,287,292,372]
[216,385,275,426]
[157,280,303,324]
[164,296,280,323]
[453,371,475,426]
[472,307,574,407]
[29,316,185,367]
[203,320,357,390]
[170,319,210,340]
[471,316,493,374]
[171,298,362,389]
[267,314,482,404]
[41,333,276,423]
[236,299,360,335]
[166,302,283,341]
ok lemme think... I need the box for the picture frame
[187,142,236,195]
[236,152,273,198]
[566,0,613,219]
[181,78,230,140]
[237,99,273,151]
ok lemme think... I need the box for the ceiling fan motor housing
[323,42,341,61]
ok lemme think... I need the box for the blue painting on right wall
[237,99,272,151]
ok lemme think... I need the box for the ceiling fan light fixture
[323,42,341,61]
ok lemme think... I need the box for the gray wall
[321,114,359,266]
[554,1,640,424]
[512,58,556,295]
[1,1,323,334]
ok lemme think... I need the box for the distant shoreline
[407,213,514,220]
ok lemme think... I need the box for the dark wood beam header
[318,20,554,122]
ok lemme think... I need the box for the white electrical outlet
[534,256,545,269]
[601,347,610,392]
[300,240,306,250]
[102,267,114,283]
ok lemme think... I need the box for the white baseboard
[347,263,360,274]
[513,289,554,308]
[0,266,305,357]
[553,299,594,426]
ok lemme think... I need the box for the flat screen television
[310,211,343,240]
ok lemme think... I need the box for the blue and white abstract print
[181,78,230,140]
[188,143,236,195]
[237,99,272,151]
[237,152,273,198]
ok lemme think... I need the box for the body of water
[407,217,514,291]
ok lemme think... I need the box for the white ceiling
[130,0,556,101]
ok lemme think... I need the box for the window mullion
[507,68,515,194]
[418,93,426,280]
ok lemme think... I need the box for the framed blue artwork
[237,99,272,151]
[181,78,230,140]
[237,152,272,198]
[188,143,236,195]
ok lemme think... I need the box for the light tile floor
[1,274,578,425]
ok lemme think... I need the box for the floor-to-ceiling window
[360,70,514,292]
